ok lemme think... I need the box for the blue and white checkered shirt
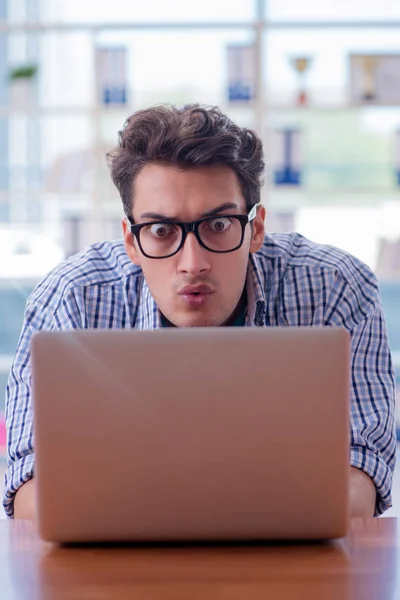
[4,233,396,517]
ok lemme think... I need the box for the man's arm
[13,479,36,520]
[10,461,377,522]
[4,291,82,519]
[3,301,38,519]
[350,466,376,517]
[11,463,377,521]
[324,261,396,516]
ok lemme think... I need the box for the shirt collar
[136,253,267,329]
[137,275,162,330]
[245,252,267,326]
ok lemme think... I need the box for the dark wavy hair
[107,104,264,217]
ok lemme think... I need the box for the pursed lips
[178,285,214,296]
[178,285,214,307]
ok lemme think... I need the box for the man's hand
[11,468,377,520]
[14,479,36,520]
[350,466,376,517]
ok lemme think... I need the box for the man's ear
[249,205,266,254]
[122,218,142,266]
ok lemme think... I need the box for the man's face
[123,164,265,327]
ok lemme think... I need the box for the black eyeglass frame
[126,202,260,259]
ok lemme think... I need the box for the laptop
[31,327,350,543]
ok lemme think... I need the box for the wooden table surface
[0,518,398,600]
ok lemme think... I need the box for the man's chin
[164,310,225,328]
[170,318,217,328]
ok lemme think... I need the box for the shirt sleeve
[324,262,397,515]
[3,292,82,518]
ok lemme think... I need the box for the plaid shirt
[4,233,396,517]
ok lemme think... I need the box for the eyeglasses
[127,203,260,259]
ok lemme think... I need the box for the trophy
[227,44,255,102]
[359,55,379,102]
[289,56,313,106]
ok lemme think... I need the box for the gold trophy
[289,56,313,106]
[359,55,379,102]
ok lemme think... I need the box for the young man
[4,105,396,520]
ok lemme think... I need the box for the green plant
[8,64,38,81]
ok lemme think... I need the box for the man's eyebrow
[139,212,175,221]
[139,203,240,221]
[200,203,240,218]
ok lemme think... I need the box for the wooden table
[0,518,398,599]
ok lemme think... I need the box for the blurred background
[0,1,400,508]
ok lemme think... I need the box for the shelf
[1,20,400,33]
[1,103,399,118]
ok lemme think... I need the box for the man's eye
[209,218,231,232]
[149,224,175,238]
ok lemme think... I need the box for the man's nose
[177,232,211,275]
